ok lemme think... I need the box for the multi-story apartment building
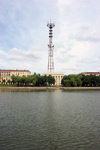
[0,69,31,83]
[82,72,100,76]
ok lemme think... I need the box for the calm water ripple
[0,90,100,150]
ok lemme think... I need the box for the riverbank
[0,86,100,92]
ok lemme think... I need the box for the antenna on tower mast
[47,21,55,72]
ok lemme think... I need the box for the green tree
[7,80,11,85]
[47,75,55,86]
[11,75,17,84]
[20,76,27,86]
[2,79,6,85]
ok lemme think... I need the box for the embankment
[0,86,100,92]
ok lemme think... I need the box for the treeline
[11,73,55,86]
[2,73,100,87]
[61,74,100,87]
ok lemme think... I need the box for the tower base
[45,72,64,86]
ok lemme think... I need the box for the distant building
[82,72,100,76]
[45,72,64,86]
[0,69,31,83]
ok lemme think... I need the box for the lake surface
[0,89,100,150]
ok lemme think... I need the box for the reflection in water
[0,90,100,150]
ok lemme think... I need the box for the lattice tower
[47,22,55,72]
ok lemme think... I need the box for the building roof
[0,69,30,72]
[45,72,64,75]
[84,72,100,75]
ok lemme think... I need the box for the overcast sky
[0,0,100,74]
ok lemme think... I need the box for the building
[0,69,31,83]
[82,72,100,76]
[45,72,64,86]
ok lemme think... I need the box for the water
[0,89,100,150]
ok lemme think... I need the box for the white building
[45,72,64,86]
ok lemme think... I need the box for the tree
[20,76,27,86]
[32,74,41,86]
[47,75,55,86]
[62,74,100,87]
[76,74,82,87]
[11,75,17,84]
[2,79,6,85]
[7,80,11,85]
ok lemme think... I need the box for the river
[0,89,100,150]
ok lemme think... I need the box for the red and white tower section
[47,22,55,72]
[45,22,64,86]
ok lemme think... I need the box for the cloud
[0,47,48,73]
[0,50,7,56]
[54,37,100,74]
[80,57,100,64]
[75,36,100,42]
[71,25,100,42]
[7,48,38,61]
[54,0,100,75]
[58,0,72,5]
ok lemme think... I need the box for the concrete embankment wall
[0,87,100,92]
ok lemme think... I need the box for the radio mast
[47,21,55,72]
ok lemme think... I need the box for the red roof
[84,72,100,75]
[0,69,30,72]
